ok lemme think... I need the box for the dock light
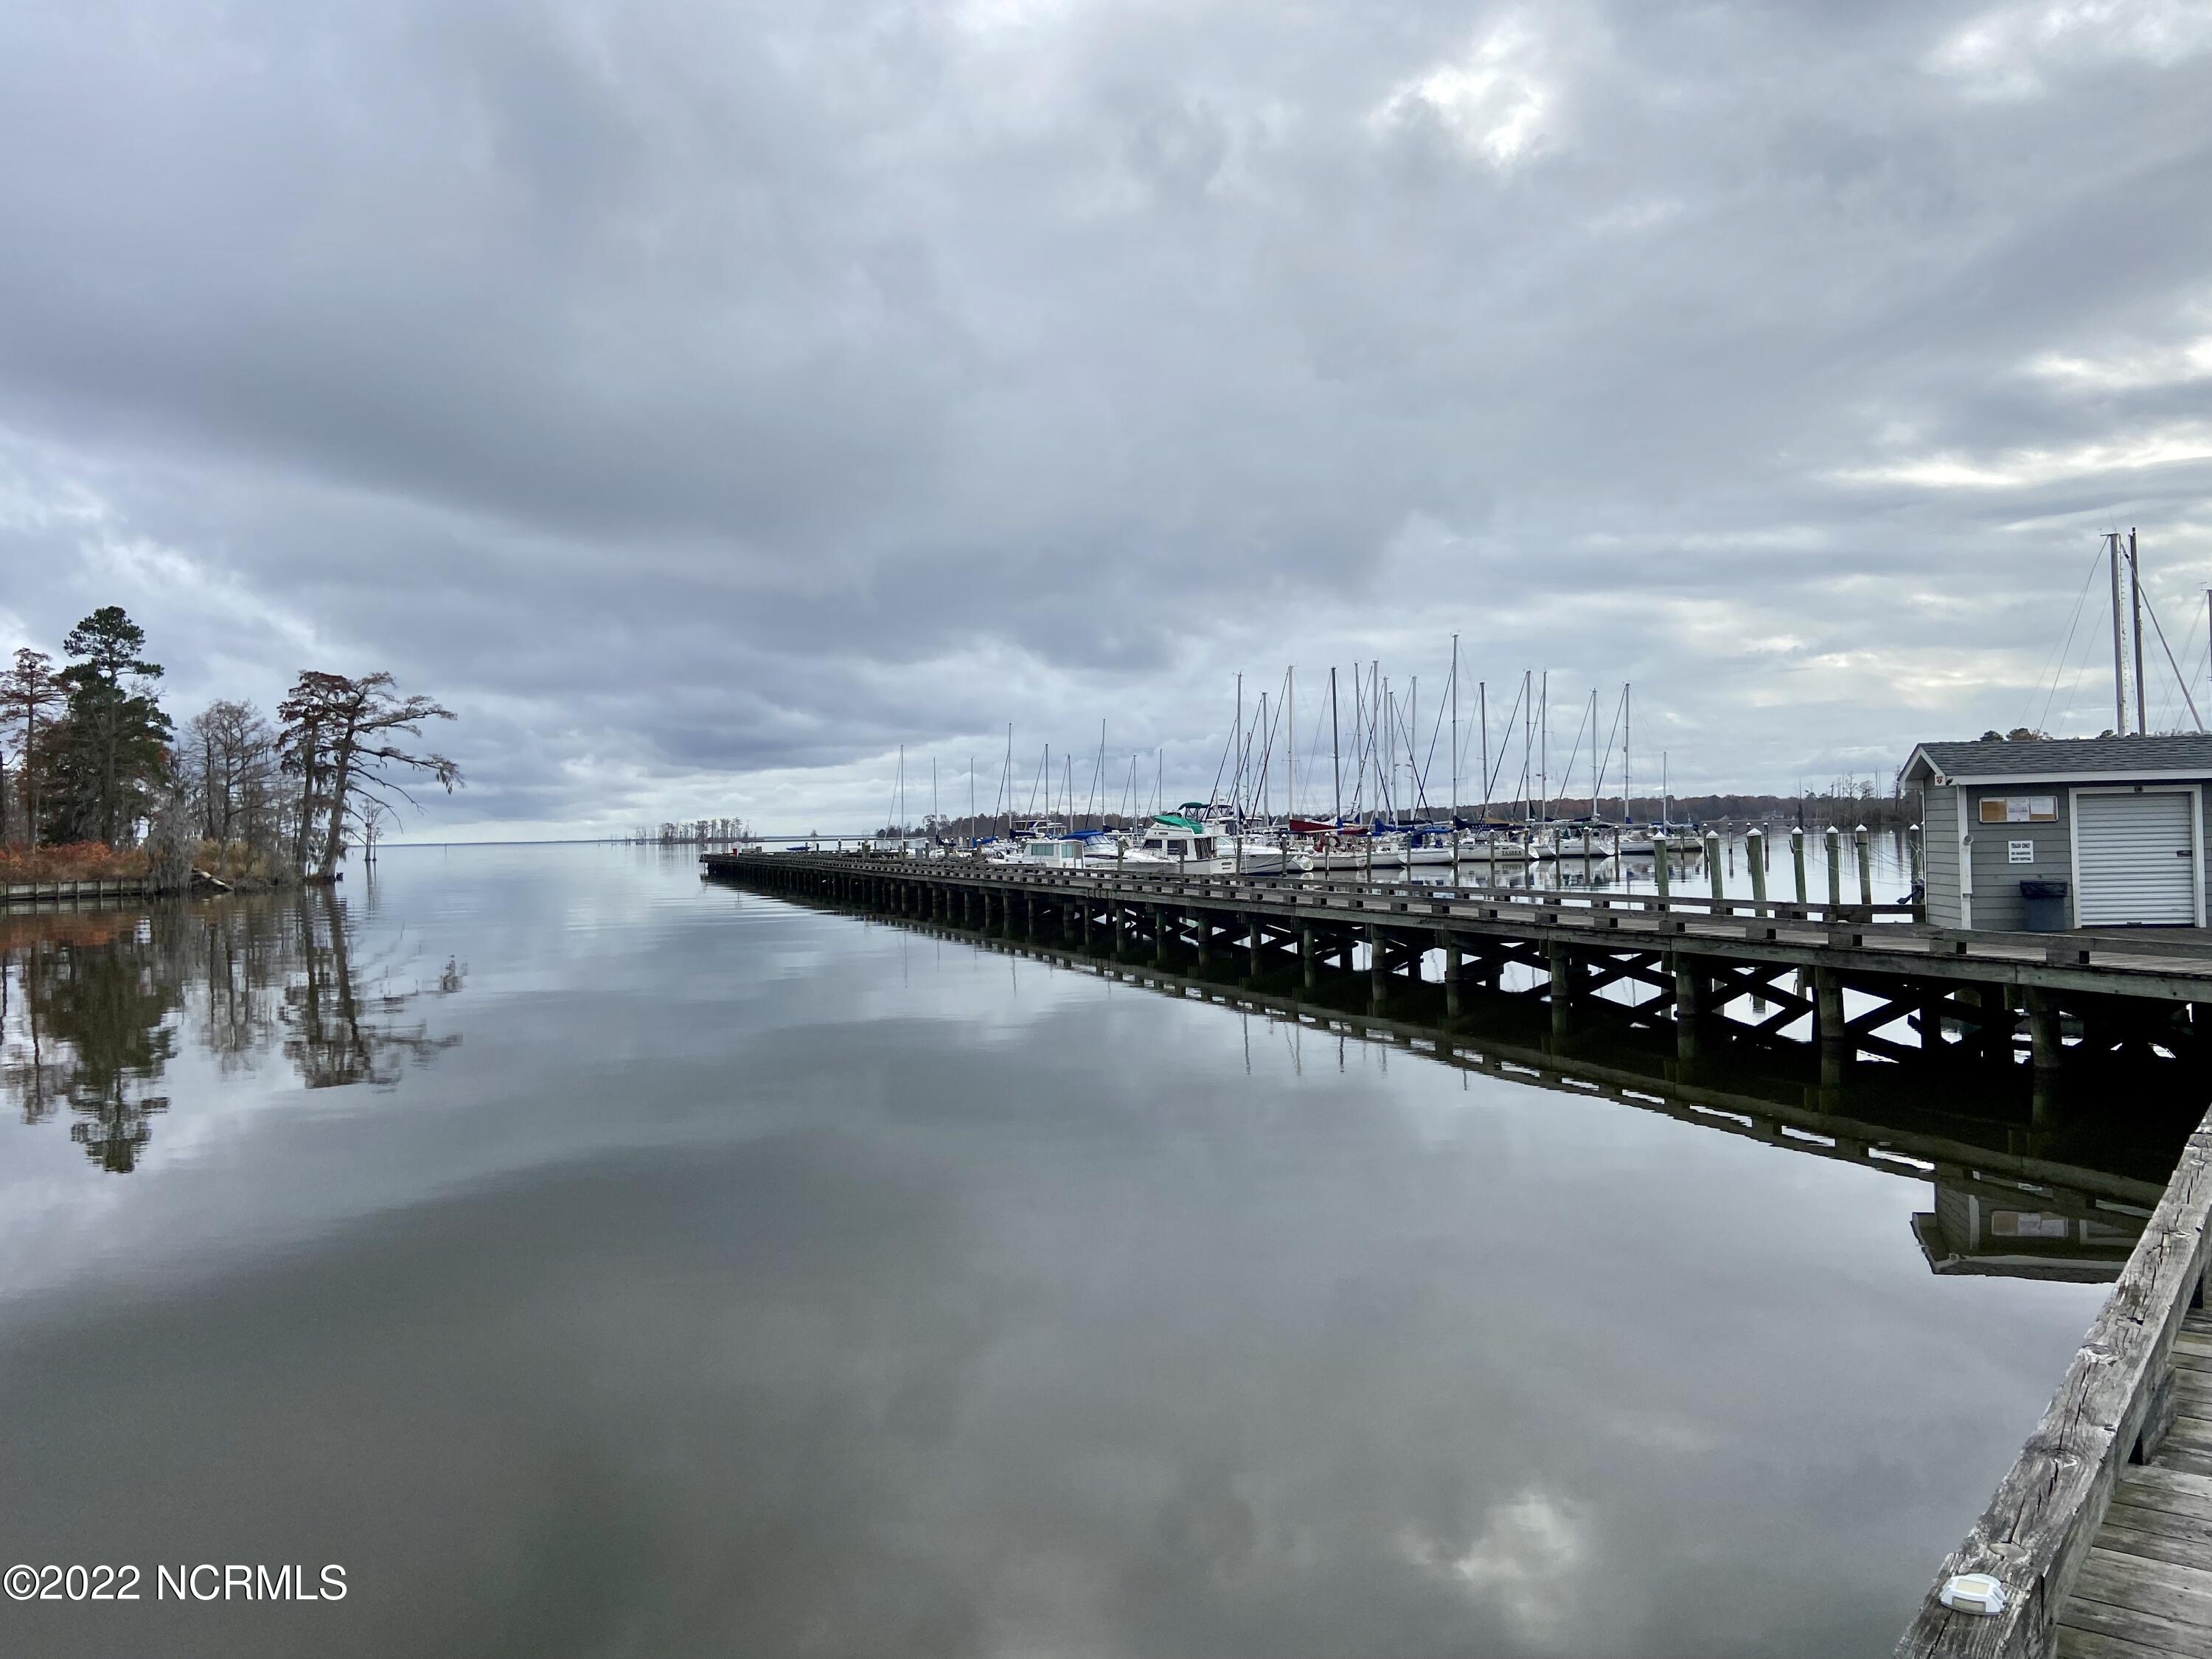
[1938,1574,2008,1615]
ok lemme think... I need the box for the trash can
[2020,879,2069,933]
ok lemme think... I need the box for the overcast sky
[4,0,2211,836]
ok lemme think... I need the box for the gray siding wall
[1963,785,2071,931]
[1924,787,1961,926]
[1952,780,2212,930]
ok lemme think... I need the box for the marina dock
[703,851,2212,1102]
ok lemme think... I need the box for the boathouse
[1902,735,2212,931]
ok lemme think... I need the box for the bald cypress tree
[1,647,66,844]
[278,671,461,880]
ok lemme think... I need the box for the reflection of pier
[712,869,2180,1282]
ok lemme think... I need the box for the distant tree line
[627,819,750,845]
[1,606,461,887]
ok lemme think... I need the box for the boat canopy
[1152,813,1206,832]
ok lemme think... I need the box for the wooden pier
[1897,1111,2212,1659]
[703,852,2212,1100]
[1,876,162,907]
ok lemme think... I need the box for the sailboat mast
[1624,684,1631,827]
[2111,533,2129,734]
[1450,636,1458,823]
[1258,691,1270,820]
[1234,672,1245,818]
[1330,667,1342,825]
[1521,669,1532,826]
[1539,669,1549,824]
[1410,675,1419,815]
[1479,680,1489,821]
[2131,529,2148,734]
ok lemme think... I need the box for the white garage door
[2074,790,2199,925]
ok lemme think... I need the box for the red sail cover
[1287,817,1367,835]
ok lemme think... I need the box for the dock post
[1674,956,1702,1062]
[1152,905,1166,965]
[1814,967,1847,1087]
[1246,914,1261,981]
[1791,827,1807,905]
[1747,830,1768,911]
[1854,827,1872,910]
[1907,824,1924,892]
[1301,922,1316,991]
[2027,987,2064,1077]
[1824,826,1843,909]
[1980,985,2014,1069]
[1194,910,1208,964]
[1440,931,1460,1018]
[1549,942,1574,1040]
[1652,849,1671,902]
[1705,831,1723,903]
[1367,924,1386,1011]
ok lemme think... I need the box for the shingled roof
[1902,734,2212,782]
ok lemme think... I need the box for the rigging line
[1420,670,1449,806]
[2176,595,2212,720]
[1483,675,1527,807]
[1557,693,1592,812]
[2023,543,2104,734]
[2054,631,2095,735]
[2139,582,2205,731]
[2034,546,2107,737]
[1206,690,1238,810]
[1593,686,1626,808]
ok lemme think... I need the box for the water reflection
[840,903,2185,1287]
[1,892,463,1170]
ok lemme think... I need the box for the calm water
[0,844,2108,1657]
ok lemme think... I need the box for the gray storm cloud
[1,0,2209,833]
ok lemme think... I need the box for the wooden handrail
[1893,1107,2212,1658]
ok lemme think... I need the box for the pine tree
[48,608,173,845]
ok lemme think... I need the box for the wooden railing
[1893,1107,2212,1658]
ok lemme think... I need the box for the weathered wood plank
[2057,1593,2212,1657]
[2090,1517,2212,1573]
[2157,1414,2212,1452]
[2073,1546,2212,1627]
[2110,1471,2212,1529]
[2055,1621,2198,1659]
[2158,1444,2212,1481]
